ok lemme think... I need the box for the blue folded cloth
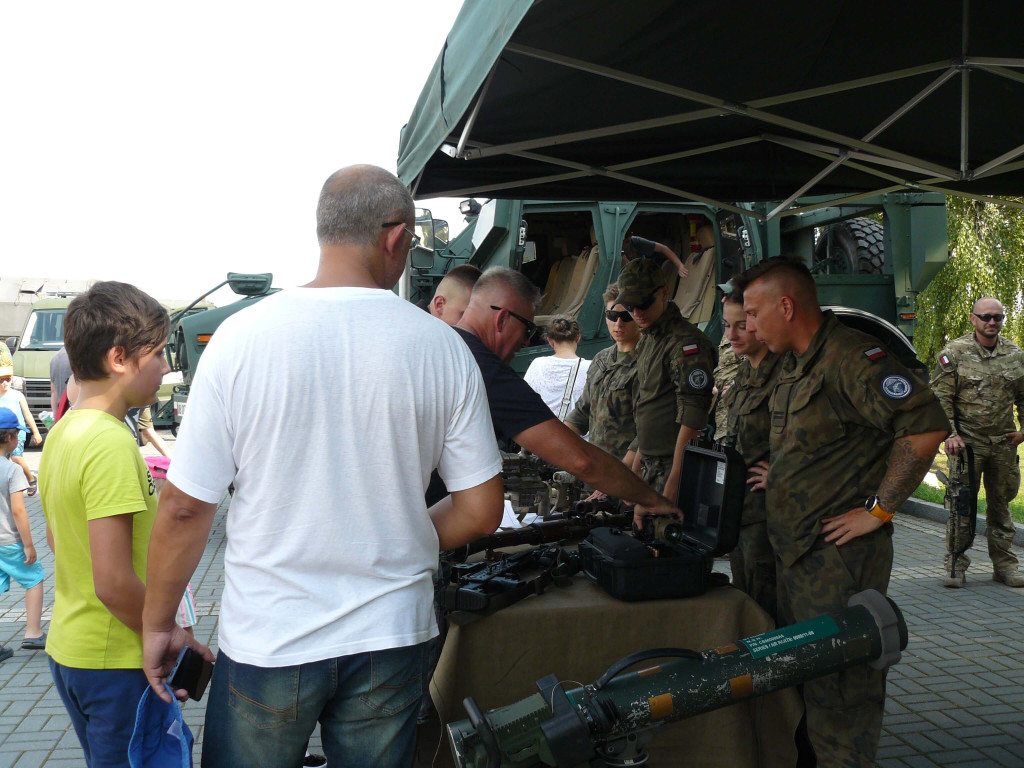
[128,682,194,767]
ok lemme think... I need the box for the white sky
[1,0,469,306]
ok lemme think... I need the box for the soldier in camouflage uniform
[718,285,783,620]
[713,334,742,440]
[618,258,717,502]
[743,257,948,768]
[931,297,1024,588]
[565,284,640,462]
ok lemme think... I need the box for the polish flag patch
[683,344,700,356]
[940,354,951,366]
[864,347,887,361]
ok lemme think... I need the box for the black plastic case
[580,443,745,601]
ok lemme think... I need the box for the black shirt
[425,327,555,505]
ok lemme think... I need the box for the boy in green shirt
[39,281,180,767]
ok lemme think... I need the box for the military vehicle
[404,193,947,373]
[5,295,214,436]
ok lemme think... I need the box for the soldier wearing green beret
[617,258,717,509]
[743,257,949,768]
[931,297,1024,589]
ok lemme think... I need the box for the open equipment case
[580,443,746,600]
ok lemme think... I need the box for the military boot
[943,571,966,588]
[993,570,1024,588]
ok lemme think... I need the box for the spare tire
[813,217,885,275]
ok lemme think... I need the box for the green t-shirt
[39,409,157,668]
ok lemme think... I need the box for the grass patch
[914,443,1024,525]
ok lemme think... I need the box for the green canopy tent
[398,0,1024,220]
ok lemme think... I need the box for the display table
[426,578,802,768]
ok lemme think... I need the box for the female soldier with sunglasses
[565,284,642,470]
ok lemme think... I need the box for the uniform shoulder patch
[682,343,700,356]
[939,354,951,366]
[688,368,710,390]
[881,374,913,399]
[864,347,887,361]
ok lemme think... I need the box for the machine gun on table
[449,499,632,563]
[445,545,581,625]
[441,499,633,624]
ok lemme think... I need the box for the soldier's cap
[617,258,667,305]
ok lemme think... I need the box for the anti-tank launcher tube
[447,589,907,768]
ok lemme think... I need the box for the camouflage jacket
[766,312,950,566]
[712,336,743,439]
[565,344,638,459]
[721,351,784,526]
[632,302,717,456]
[930,333,1024,444]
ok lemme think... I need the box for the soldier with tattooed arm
[742,257,949,768]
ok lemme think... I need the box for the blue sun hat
[128,683,194,767]
[0,408,29,432]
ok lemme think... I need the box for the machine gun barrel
[447,589,906,768]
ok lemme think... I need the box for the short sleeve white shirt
[169,287,501,666]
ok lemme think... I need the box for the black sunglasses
[490,305,538,336]
[381,221,421,249]
[622,294,656,312]
[973,312,1005,322]
[604,309,634,323]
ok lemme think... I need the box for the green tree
[914,197,1024,367]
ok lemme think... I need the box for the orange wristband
[867,504,893,523]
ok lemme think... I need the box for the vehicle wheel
[813,217,885,275]
[176,330,189,380]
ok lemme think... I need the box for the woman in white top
[523,315,591,420]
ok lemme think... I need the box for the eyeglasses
[604,309,634,323]
[490,305,537,336]
[622,294,657,312]
[0,377,10,383]
[381,221,421,249]
[973,312,1005,323]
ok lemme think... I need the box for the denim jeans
[48,659,150,768]
[201,642,428,768]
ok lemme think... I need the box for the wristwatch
[865,495,893,523]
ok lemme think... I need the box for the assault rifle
[936,445,978,577]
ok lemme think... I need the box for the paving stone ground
[1,443,1022,766]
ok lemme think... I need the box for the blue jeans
[48,659,150,768]
[201,642,428,768]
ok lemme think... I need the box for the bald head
[971,296,1005,345]
[972,296,1003,315]
[741,257,823,355]
[459,267,541,362]
[430,265,482,325]
[316,164,414,248]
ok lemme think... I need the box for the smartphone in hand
[169,646,214,701]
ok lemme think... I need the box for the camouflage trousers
[640,454,673,496]
[728,520,778,622]
[944,441,1020,575]
[776,527,893,768]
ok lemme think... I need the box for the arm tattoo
[878,437,934,513]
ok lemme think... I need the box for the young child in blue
[0,406,46,664]
[0,369,42,495]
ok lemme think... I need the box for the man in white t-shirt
[141,165,504,768]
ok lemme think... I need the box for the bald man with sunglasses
[931,296,1024,589]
